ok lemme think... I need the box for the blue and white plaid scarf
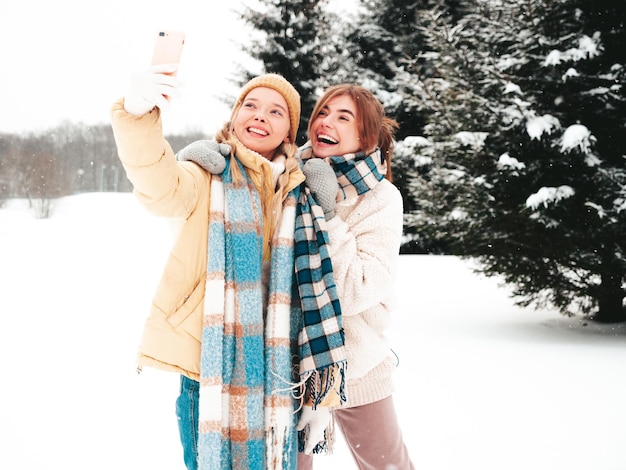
[198,155,299,470]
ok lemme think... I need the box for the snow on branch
[395,136,433,167]
[562,68,579,82]
[497,152,526,171]
[401,136,432,148]
[503,82,522,95]
[584,201,607,219]
[526,186,575,210]
[543,32,603,66]
[560,124,600,166]
[454,131,489,150]
[526,114,560,140]
[560,124,595,153]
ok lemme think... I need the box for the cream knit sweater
[325,178,404,408]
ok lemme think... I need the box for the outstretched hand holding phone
[123,30,185,116]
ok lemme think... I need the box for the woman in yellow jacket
[111,66,308,469]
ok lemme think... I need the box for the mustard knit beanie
[231,74,301,144]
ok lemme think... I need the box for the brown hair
[307,84,399,181]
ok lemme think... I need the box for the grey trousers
[297,395,415,470]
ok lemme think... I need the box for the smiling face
[309,94,361,158]
[232,87,291,160]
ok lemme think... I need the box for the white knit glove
[176,140,231,174]
[302,159,338,220]
[123,64,181,116]
[296,405,332,454]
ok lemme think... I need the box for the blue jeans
[176,375,199,470]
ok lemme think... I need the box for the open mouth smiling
[317,133,338,145]
[248,126,269,136]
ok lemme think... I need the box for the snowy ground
[1,192,624,469]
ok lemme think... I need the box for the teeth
[249,127,268,136]
[318,134,337,144]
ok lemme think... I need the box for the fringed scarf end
[303,361,347,409]
[267,424,296,470]
[296,362,347,454]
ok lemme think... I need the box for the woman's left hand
[302,159,338,220]
[296,405,332,454]
[176,140,230,174]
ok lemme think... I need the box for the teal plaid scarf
[293,183,347,456]
[199,155,299,470]
[327,148,386,201]
[294,143,386,402]
[294,185,347,399]
[297,144,387,202]
[293,144,386,453]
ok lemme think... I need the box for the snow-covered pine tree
[236,0,434,248]
[237,0,338,145]
[325,0,467,252]
[334,0,424,135]
[405,0,626,322]
[320,0,447,251]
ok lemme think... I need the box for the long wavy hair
[214,115,301,255]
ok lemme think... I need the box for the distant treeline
[0,122,206,216]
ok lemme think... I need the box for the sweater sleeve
[110,98,207,219]
[326,181,404,317]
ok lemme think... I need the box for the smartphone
[151,30,185,75]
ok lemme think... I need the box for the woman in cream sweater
[295,84,414,470]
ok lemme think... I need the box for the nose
[253,108,268,122]
[320,114,332,127]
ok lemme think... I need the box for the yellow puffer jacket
[110,99,304,380]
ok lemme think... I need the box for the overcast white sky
[1,0,259,136]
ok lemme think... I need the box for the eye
[243,101,256,109]
[271,109,284,116]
